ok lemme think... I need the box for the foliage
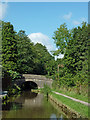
[8,84,21,96]
[2,20,88,96]
[2,21,17,71]
[42,84,52,95]
[2,21,55,80]
[8,70,22,80]
[52,23,72,55]
[16,30,35,74]
[33,43,54,75]
[52,22,88,90]
[2,20,56,95]
[0,21,2,70]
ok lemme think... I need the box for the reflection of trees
[2,102,22,111]
[11,102,22,110]
[10,91,38,105]
[2,92,38,111]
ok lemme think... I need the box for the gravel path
[53,91,90,106]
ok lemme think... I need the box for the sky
[0,2,88,59]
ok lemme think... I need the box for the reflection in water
[2,91,66,119]
[60,115,63,120]
[50,114,57,119]
[21,91,38,99]
[50,114,63,120]
[2,102,22,111]
[2,91,38,111]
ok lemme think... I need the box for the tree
[52,23,71,55]
[2,21,18,89]
[52,22,88,88]
[0,20,2,68]
[64,22,88,75]
[16,30,35,74]
[2,21,17,71]
[33,43,54,75]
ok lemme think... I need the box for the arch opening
[21,81,38,91]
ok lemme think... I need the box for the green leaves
[2,21,17,71]
[8,70,21,80]
[52,23,71,55]
[42,84,51,95]
[33,43,54,75]
[52,22,88,87]
[16,30,35,74]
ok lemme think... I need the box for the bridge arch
[21,81,38,91]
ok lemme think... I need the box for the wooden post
[57,64,64,87]
[57,64,60,81]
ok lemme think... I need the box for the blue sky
[1,2,88,58]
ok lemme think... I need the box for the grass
[50,92,89,118]
[52,88,88,102]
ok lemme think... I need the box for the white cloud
[55,54,64,60]
[63,12,72,20]
[73,20,80,25]
[28,32,55,53]
[0,2,8,20]
[28,32,64,59]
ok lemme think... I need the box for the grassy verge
[52,88,88,102]
[50,92,88,118]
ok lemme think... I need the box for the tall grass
[52,85,88,102]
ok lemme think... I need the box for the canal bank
[49,92,88,118]
[49,94,81,119]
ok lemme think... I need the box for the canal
[2,91,67,119]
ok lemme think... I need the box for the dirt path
[53,91,90,106]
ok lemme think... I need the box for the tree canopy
[2,20,88,94]
[52,22,88,88]
[2,21,55,77]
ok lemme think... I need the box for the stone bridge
[15,74,53,89]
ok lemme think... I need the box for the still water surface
[2,91,67,119]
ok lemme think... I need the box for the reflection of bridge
[14,92,43,108]
[15,74,53,88]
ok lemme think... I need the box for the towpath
[53,91,90,106]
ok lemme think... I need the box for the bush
[42,84,52,95]
[8,70,22,81]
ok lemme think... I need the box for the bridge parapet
[15,74,53,88]
[22,74,52,81]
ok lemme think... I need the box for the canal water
[2,91,67,119]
